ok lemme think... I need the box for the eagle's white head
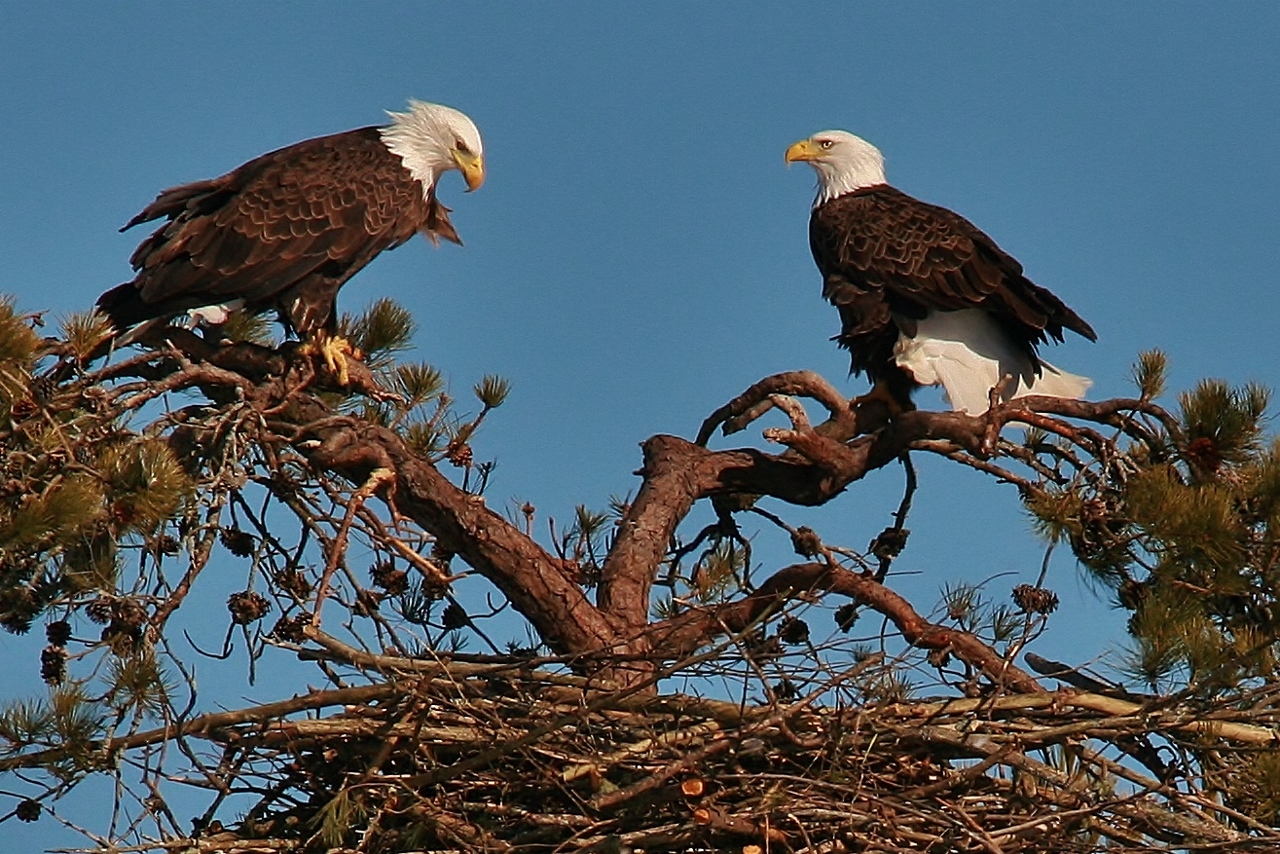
[785,130,886,206]
[381,99,485,198]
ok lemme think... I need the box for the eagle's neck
[814,150,887,207]
[380,113,452,201]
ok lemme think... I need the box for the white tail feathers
[893,309,1091,415]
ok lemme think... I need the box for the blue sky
[2,4,1280,848]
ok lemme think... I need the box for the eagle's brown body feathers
[811,184,1096,386]
[787,129,1095,413]
[97,127,459,338]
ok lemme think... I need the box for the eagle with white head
[96,99,485,377]
[786,130,1095,415]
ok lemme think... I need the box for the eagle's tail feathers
[1017,361,1092,403]
[893,309,1091,415]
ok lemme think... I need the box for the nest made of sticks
[172,650,1280,854]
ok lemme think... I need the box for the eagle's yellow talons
[322,335,355,386]
[300,333,359,387]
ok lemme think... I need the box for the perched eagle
[96,99,485,372]
[786,130,1095,415]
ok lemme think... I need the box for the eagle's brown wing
[810,185,1095,379]
[101,126,442,335]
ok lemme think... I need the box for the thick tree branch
[574,387,1176,643]
[696,370,855,445]
[648,561,1043,693]
[85,334,644,669]
[294,416,632,662]
[0,685,396,774]
[77,343,1174,690]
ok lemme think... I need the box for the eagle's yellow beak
[785,139,821,164]
[453,149,485,192]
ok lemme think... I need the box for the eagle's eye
[455,138,471,154]
[819,139,835,150]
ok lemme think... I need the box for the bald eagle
[96,100,484,373]
[786,130,1095,415]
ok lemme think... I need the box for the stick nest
[182,655,1280,854]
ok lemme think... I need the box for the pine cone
[369,561,408,596]
[1012,584,1060,615]
[927,647,952,668]
[113,598,149,630]
[0,588,39,635]
[152,535,181,556]
[29,374,56,402]
[421,573,450,601]
[1185,436,1223,473]
[269,614,309,643]
[220,527,256,558]
[835,603,860,633]
[869,526,910,561]
[14,798,40,822]
[790,526,822,558]
[441,602,468,631]
[274,568,313,600]
[85,596,114,625]
[46,620,72,646]
[778,616,810,645]
[445,442,473,468]
[101,619,145,656]
[41,645,68,685]
[227,591,272,625]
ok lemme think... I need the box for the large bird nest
[162,637,1280,854]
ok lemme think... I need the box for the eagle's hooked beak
[453,149,485,192]
[785,139,821,164]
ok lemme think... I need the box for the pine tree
[2,296,1278,852]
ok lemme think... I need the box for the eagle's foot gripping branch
[298,335,403,403]
[297,332,361,387]
[849,380,910,434]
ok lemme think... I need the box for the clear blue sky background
[2,4,1279,849]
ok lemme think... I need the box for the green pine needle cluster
[0,298,41,405]
[1180,378,1269,472]
[1126,466,1247,573]
[692,540,745,602]
[474,374,510,409]
[1131,349,1167,401]
[314,788,367,849]
[0,299,199,637]
[1025,358,1280,692]
[105,650,175,720]
[96,439,194,533]
[0,686,106,773]
[395,361,444,404]
[327,300,510,467]
[340,297,416,369]
[59,310,114,362]
[0,476,105,552]
[218,310,276,346]
[1227,751,1280,825]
